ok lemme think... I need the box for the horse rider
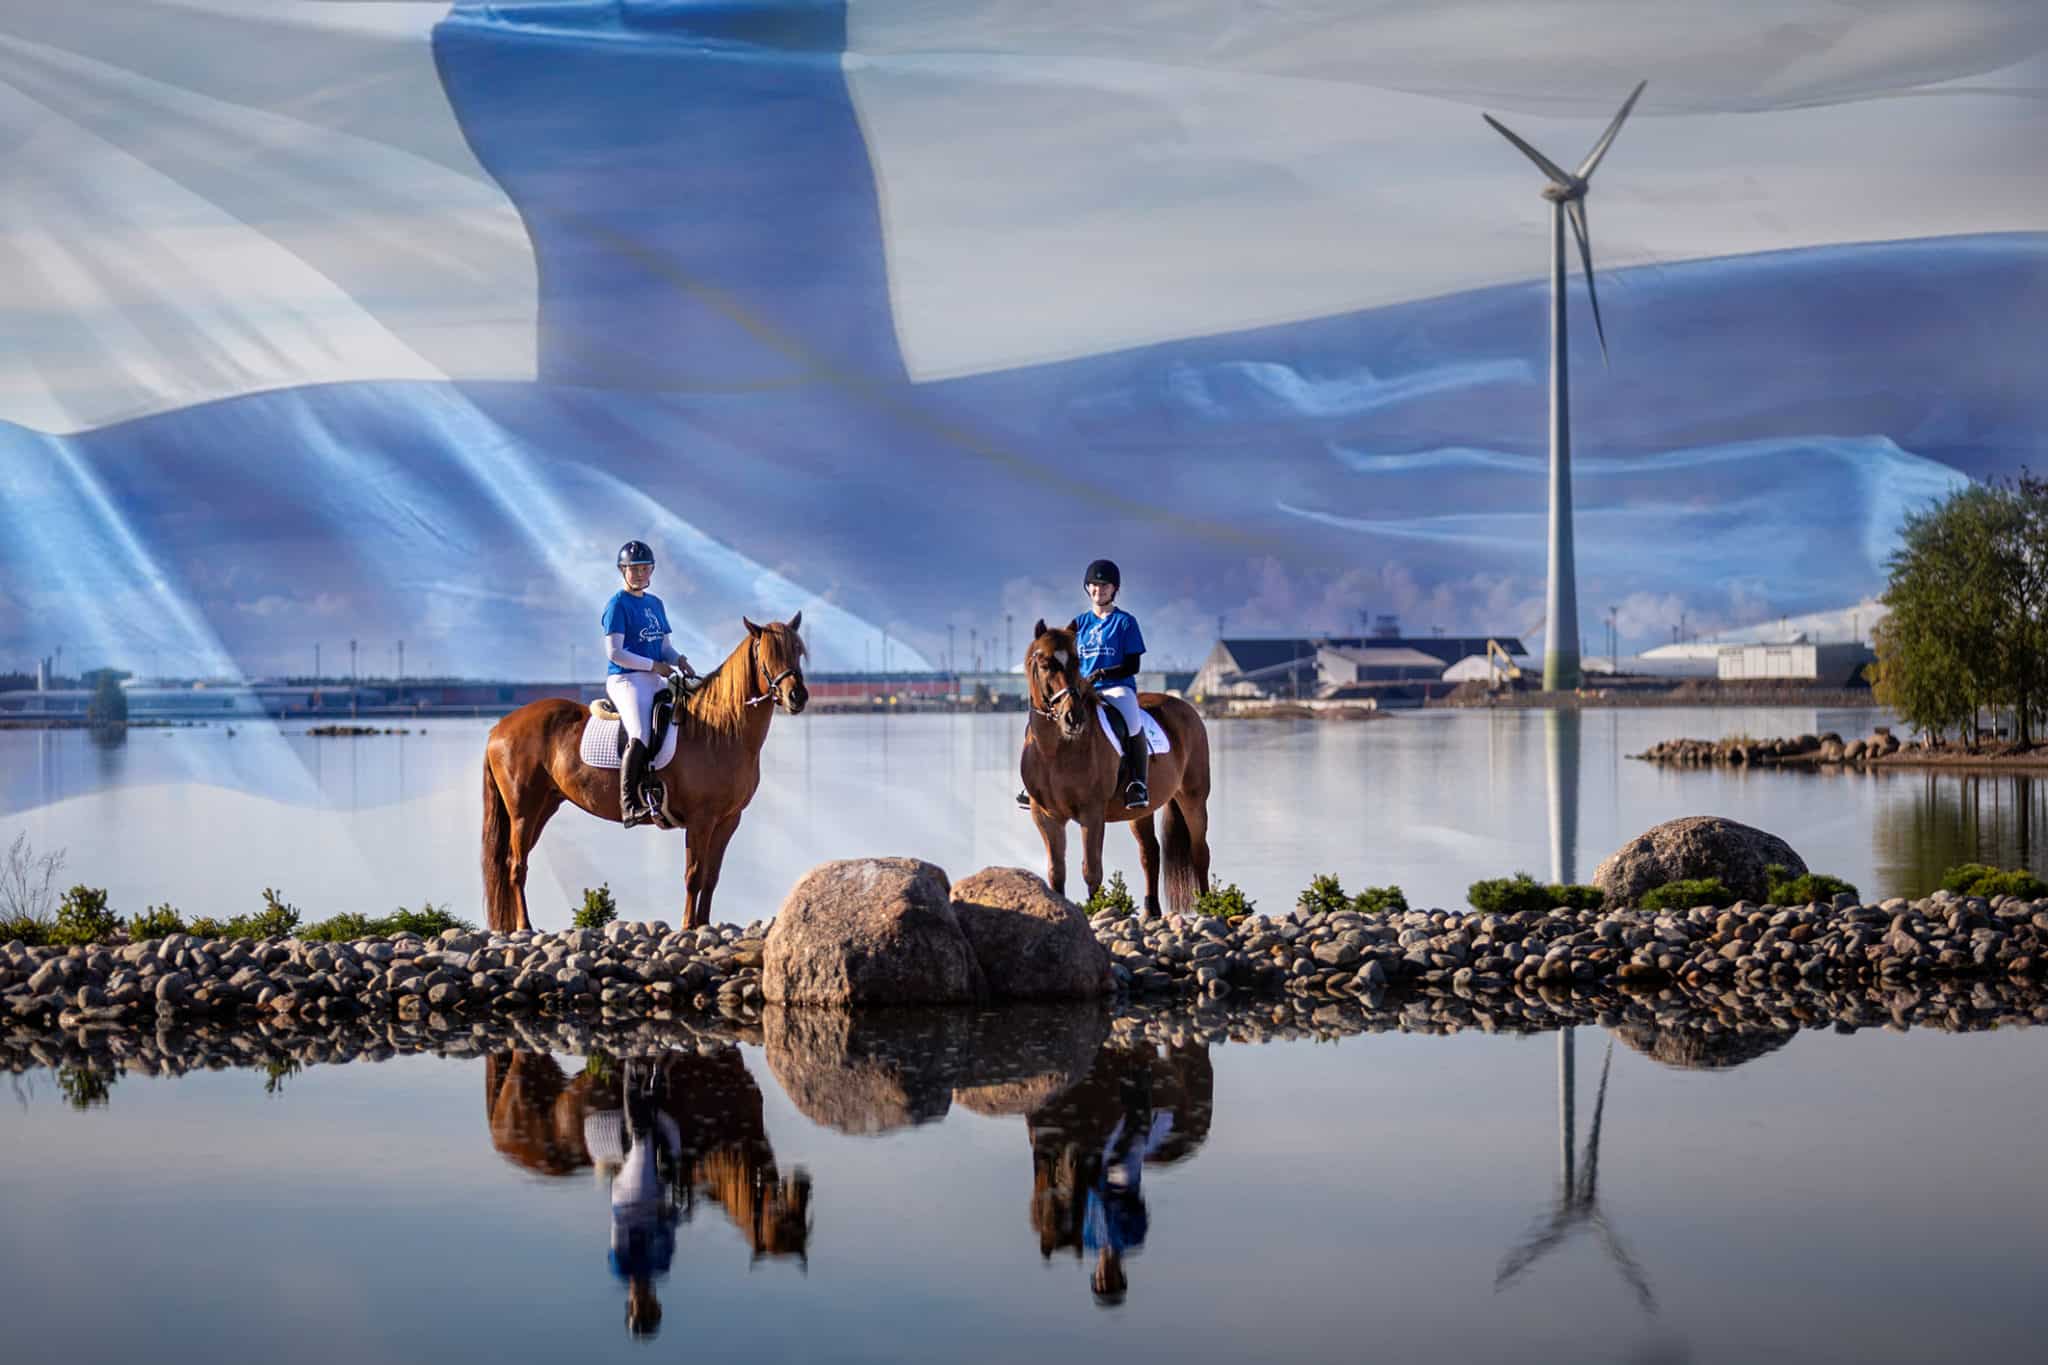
[1018,557,1151,811]
[603,541,692,828]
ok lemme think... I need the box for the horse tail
[481,754,515,932]
[1162,798,1200,915]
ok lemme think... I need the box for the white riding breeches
[1097,683,1144,738]
[606,671,663,746]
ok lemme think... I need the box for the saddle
[580,674,687,773]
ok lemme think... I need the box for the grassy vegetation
[1638,878,1737,911]
[1940,863,2048,900]
[1467,873,1606,915]
[1764,864,1860,905]
[1083,871,1138,917]
[298,902,473,942]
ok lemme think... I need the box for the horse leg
[1080,818,1107,905]
[1032,806,1069,898]
[1130,814,1162,915]
[681,814,719,930]
[1181,793,1212,887]
[691,812,742,929]
[508,790,565,933]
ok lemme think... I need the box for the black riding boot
[619,738,652,828]
[1121,732,1150,809]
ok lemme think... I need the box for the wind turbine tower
[1484,81,1646,692]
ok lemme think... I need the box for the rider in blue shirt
[603,541,691,828]
[1018,558,1150,811]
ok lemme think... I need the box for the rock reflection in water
[762,1002,1110,1135]
[482,1044,811,1338]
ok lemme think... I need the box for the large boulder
[1593,816,1808,906]
[949,867,1115,1000]
[762,858,984,1006]
[950,1001,1112,1116]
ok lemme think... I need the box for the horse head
[1029,618,1089,740]
[743,612,809,714]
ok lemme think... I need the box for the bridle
[744,635,799,709]
[1030,652,1082,726]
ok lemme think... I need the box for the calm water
[9,709,2048,1363]
[3,708,2045,926]
[6,1002,2048,1365]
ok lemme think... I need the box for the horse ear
[743,617,761,637]
[786,610,802,633]
[1033,619,1048,639]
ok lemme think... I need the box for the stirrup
[1123,781,1149,810]
[1015,790,1033,812]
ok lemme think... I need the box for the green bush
[1297,874,1352,918]
[1639,877,1737,912]
[302,902,474,943]
[0,915,47,946]
[1193,878,1255,920]
[186,915,227,939]
[51,885,120,945]
[1468,873,1607,915]
[1352,884,1410,916]
[1940,863,2048,900]
[248,888,301,939]
[1764,864,1859,905]
[1084,871,1138,917]
[1298,874,1408,917]
[56,1064,116,1111]
[574,883,619,930]
[125,904,188,940]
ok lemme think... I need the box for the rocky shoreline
[1637,726,2048,770]
[8,887,2048,1034]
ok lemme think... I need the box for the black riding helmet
[1084,558,1121,590]
[617,541,655,569]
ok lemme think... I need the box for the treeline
[1873,474,2048,744]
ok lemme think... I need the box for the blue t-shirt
[602,591,672,674]
[1071,608,1145,680]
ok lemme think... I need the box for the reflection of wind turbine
[1484,81,1646,693]
[1497,1037,1658,1313]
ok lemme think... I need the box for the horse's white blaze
[1054,649,1068,667]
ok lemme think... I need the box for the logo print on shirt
[638,608,664,646]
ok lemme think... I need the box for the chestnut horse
[1019,619,1212,914]
[482,615,808,932]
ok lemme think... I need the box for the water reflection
[1872,770,2048,896]
[1025,1040,1212,1306]
[482,1045,812,1338]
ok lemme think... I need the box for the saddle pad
[1098,702,1171,755]
[579,713,680,771]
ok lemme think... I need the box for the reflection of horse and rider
[480,544,1215,928]
[482,1047,812,1338]
[1026,1039,1214,1306]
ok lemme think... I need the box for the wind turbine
[1484,81,1646,692]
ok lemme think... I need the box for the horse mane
[680,634,758,742]
[680,624,804,743]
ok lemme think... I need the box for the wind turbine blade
[1577,79,1647,180]
[1567,199,1610,367]
[1483,113,1573,186]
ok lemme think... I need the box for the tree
[85,668,130,732]
[1874,476,2048,745]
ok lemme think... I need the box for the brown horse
[1018,619,1212,914]
[482,615,808,932]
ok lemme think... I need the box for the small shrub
[1468,874,1605,915]
[1085,871,1138,917]
[574,883,619,930]
[1352,884,1410,916]
[263,1057,302,1097]
[1297,873,1352,918]
[56,1064,116,1111]
[51,885,120,945]
[382,902,473,938]
[126,904,188,940]
[1193,878,1255,920]
[1764,864,1858,905]
[1940,863,2048,900]
[248,888,301,939]
[0,914,47,946]
[1639,877,1736,912]
[186,915,227,939]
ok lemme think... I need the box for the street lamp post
[349,638,358,718]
